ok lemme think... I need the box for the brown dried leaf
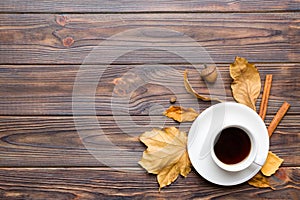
[139,127,191,189]
[248,172,274,189]
[261,151,284,176]
[230,57,261,111]
[163,106,199,122]
[184,70,222,102]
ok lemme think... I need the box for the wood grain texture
[0,0,300,13]
[0,115,298,167]
[0,13,299,64]
[0,0,299,198]
[0,64,299,115]
[0,167,298,199]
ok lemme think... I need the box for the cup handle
[254,154,266,166]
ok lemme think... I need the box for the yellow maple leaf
[230,57,261,111]
[163,106,199,122]
[139,127,191,189]
[261,151,284,176]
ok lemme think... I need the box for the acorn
[200,65,218,83]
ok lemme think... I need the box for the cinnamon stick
[268,102,290,137]
[259,75,273,121]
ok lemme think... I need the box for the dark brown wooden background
[0,1,299,199]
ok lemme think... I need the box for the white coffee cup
[187,102,269,185]
[210,125,257,172]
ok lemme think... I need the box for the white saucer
[187,102,269,186]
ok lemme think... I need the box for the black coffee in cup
[214,127,251,165]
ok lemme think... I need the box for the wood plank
[0,64,298,115]
[0,167,298,199]
[0,13,299,64]
[0,0,299,13]
[0,116,298,167]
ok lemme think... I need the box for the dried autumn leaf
[248,172,274,189]
[139,127,191,189]
[184,70,222,102]
[163,106,199,122]
[230,57,261,111]
[261,151,284,176]
[248,152,284,189]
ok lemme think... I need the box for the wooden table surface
[0,1,299,199]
